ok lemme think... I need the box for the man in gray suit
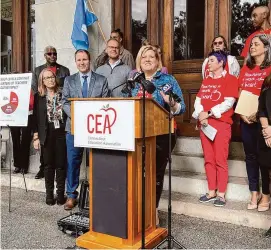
[62,49,109,210]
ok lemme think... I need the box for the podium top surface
[68,97,169,115]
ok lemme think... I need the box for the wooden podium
[70,97,170,249]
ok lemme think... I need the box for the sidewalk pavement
[1,186,270,249]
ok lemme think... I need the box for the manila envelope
[235,90,259,116]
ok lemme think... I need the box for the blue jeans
[66,133,84,199]
[240,121,259,192]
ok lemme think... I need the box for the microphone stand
[141,87,146,249]
[154,92,185,249]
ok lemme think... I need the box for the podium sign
[73,100,135,151]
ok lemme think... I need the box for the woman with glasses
[238,34,271,211]
[202,35,240,79]
[32,68,67,206]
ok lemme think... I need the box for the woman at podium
[32,68,67,206]
[127,45,186,223]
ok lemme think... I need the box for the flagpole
[87,0,107,43]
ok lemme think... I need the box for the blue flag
[71,0,98,50]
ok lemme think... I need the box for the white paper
[201,124,217,141]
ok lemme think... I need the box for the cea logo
[87,104,117,134]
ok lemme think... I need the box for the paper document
[201,124,217,141]
[235,90,259,116]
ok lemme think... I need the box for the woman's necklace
[145,71,157,81]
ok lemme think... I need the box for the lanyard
[53,95,56,114]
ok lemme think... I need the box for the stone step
[171,155,247,178]
[159,192,271,230]
[0,169,88,193]
[173,137,245,160]
[163,170,250,202]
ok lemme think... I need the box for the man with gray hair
[32,46,70,179]
[95,38,131,97]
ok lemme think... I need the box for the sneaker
[214,196,226,207]
[199,194,217,203]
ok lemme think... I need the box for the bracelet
[33,138,39,141]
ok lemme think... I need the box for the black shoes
[13,167,21,174]
[46,194,56,206]
[35,170,44,179]
[56,195,67,205]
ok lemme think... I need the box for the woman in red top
[239,34,271,211]
[193,51,239,207]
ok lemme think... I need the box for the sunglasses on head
[213,41,223,46]
[46,52,57,56]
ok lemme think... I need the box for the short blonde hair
[38,68,59,96]
[135,45,162,72]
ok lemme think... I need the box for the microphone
[110,82,129,97]
[159,83,182,103]
[128,72,156,94]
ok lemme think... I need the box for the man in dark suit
[62,49,109,210]
[32,46,70,179]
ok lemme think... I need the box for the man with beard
[241,6,271,61]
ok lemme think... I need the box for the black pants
[10,115,33,171]
[41,124,66,197]
[261,165,271,195]
[156,133,176,208]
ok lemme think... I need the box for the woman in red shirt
[239,34,271,211]
[193,51,239,206]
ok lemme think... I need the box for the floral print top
[46,92,63,123]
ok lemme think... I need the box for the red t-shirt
[241,29,271,58]
[238,65,271,96]
[48,65,57,74]
[204,61,229,79]
[197,74,239,124]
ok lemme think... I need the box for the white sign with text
[0,73,32,127]
[74,100,135,151]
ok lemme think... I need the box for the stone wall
[34,0,112,73]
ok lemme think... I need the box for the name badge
[54,120,60,129]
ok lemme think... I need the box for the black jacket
[32,93,67,145]
[32,63,70,94]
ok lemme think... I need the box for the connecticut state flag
[71,0,98,50]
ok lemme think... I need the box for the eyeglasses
[108,46,120,50]
[213,41,223,46]
[43,76,55,81]
[46,52,57,57]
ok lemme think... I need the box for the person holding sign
[62,49,109,210]
[238,34,271,210]
[192,51,239,207]
[32,68,67,206]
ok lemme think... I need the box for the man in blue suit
[62,49,109,210]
